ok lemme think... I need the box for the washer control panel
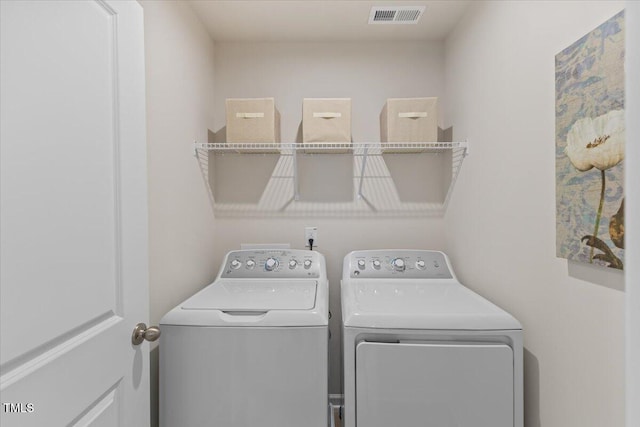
[221,249,320,278]
[347,250,453,279]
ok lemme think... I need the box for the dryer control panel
[221,249,321,279]
[345,250,453,279]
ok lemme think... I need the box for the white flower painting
[556,11,625,269]
[565,110,625,172]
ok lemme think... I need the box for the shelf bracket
[357,146,369,199]
[292,148,300,201]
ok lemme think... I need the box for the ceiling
[187,1,471,42]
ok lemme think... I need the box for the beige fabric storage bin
[302,98,352,153]
[226,98,280,148]
[381,97,438,152]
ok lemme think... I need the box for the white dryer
[341,250,522,427]
[160,249,328,427]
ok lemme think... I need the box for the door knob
[131,323,161,345]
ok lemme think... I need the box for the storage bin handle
[313,112,342,119]
[398,112,428,118]
[236,112,265,119]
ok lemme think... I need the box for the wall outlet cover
[305,227,318,247]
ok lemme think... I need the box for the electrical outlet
[305,226,318,248]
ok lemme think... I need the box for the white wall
[139,2,637,423]
[140,1,216,425]
[213,41,448,393]
[626,2,640,426]
[444,2,626,426]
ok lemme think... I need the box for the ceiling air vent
[368,6,426,25]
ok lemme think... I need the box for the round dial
[357,259,366,270]
[392,258,406,271]
[265,257,279,271]
[246,259,256,269]
[230,259,242,270]
[372,259,381,270]
[289,259,298,269]
[303,259,312,269]
[415,260,426,270]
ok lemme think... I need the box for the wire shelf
[194,141,469,217]
[194,141,467,155]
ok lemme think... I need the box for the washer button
[303,259,312,269]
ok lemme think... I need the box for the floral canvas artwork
[556,10,625,269]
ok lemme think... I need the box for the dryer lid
[341,280,521,330]
[181,279,318,311]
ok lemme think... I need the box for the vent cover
[368,6,426,24]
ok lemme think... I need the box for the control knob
[265,257,279,271]
[415,260,426,270]
[392,258,405,272]
[230,259,242,270]
[372,259,381,270]
[357,259,366,270]
[303,259,312,269]
[246,259,256,269]
[289,259,298,269]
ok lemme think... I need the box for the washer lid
[182,279,317,311]
[342,280,521,330]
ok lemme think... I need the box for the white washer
[160,249,328,427]
[341,250,523,427]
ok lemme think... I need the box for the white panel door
[0,0,148,425]
[356,341,513,427]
